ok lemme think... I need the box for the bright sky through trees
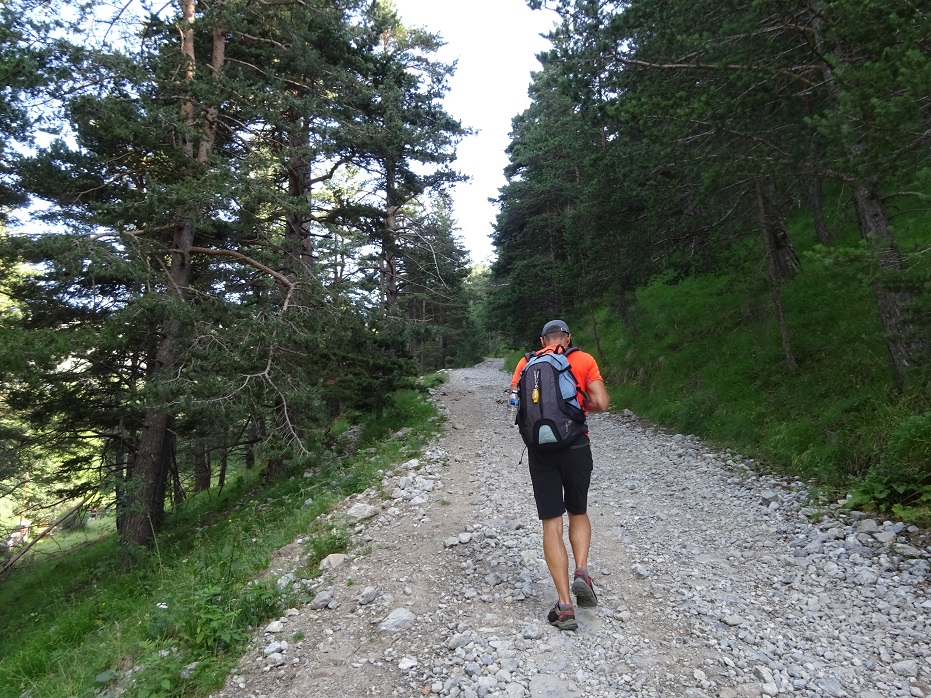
[391,0,556,264]
[7,1,555,265]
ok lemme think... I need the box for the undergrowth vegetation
[499,194,930,522]
[0,380,444,698]
[569,200,931,522]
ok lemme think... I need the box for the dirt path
[211,359,931,698]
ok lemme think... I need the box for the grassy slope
[567,199,931,516]
[0,382,444,698]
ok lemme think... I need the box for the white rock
[398,656,418,670]
[319,553,346,571]
[357,586,378,605]
[379,607,416,632]
[346,503,378,520]
[893,659,919,677]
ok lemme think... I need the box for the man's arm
[583,379,609,413]
[510,357,528,390]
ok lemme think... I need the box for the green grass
[567,196,931,517]
[0,386,442,698]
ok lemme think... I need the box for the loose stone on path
[210,359,931,698]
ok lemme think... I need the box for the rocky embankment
[210,359,931,698]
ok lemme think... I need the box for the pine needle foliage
[492,0,931,517]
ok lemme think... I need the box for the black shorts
[527,438,594,520]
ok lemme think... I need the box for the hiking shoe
[547,602,578,630]
[572,570,598,607]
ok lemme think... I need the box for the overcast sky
[391,0,557,265]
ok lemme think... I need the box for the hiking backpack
[515,346,587,450]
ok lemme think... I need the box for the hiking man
[509,319,609,630]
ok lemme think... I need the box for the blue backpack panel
[516,347,587,449]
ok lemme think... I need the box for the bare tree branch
[1,495,95,577]
[188,246,297,308]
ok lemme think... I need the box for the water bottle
[506,389,519,425]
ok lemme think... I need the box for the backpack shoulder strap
[561,347,588,403]
[560,347,588,400]
[518,351,537,381]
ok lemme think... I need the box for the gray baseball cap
[541,319,570,336]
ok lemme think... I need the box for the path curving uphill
[211,359,930,698]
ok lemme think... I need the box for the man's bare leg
[541,516,572,605]
[568,512,597,606]
[567,512,591,570]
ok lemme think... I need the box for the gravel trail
[211,359,931,698]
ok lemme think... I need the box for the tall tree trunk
[264,395,290,482]
[171,457,184,507]
[217,431,229,489]
[806,177,830,244]
[804,2,920,385]
[120,286,191,558]
[616,290,634,331]
[436,331,446,370]
[285,120,313,274]
[118,3,225,563]
[798,14,830,247]
[381,213,401,312]
[381,165,401,312]
[193,438,211,492]
[851,181,920,386]
[756,180,797,371]
[759,179,800,282]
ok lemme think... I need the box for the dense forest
[1,0,929,563]
[0,0,482,566]
[488,0,931,506]
[491,0,930,368]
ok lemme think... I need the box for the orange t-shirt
[510,345,603,409]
